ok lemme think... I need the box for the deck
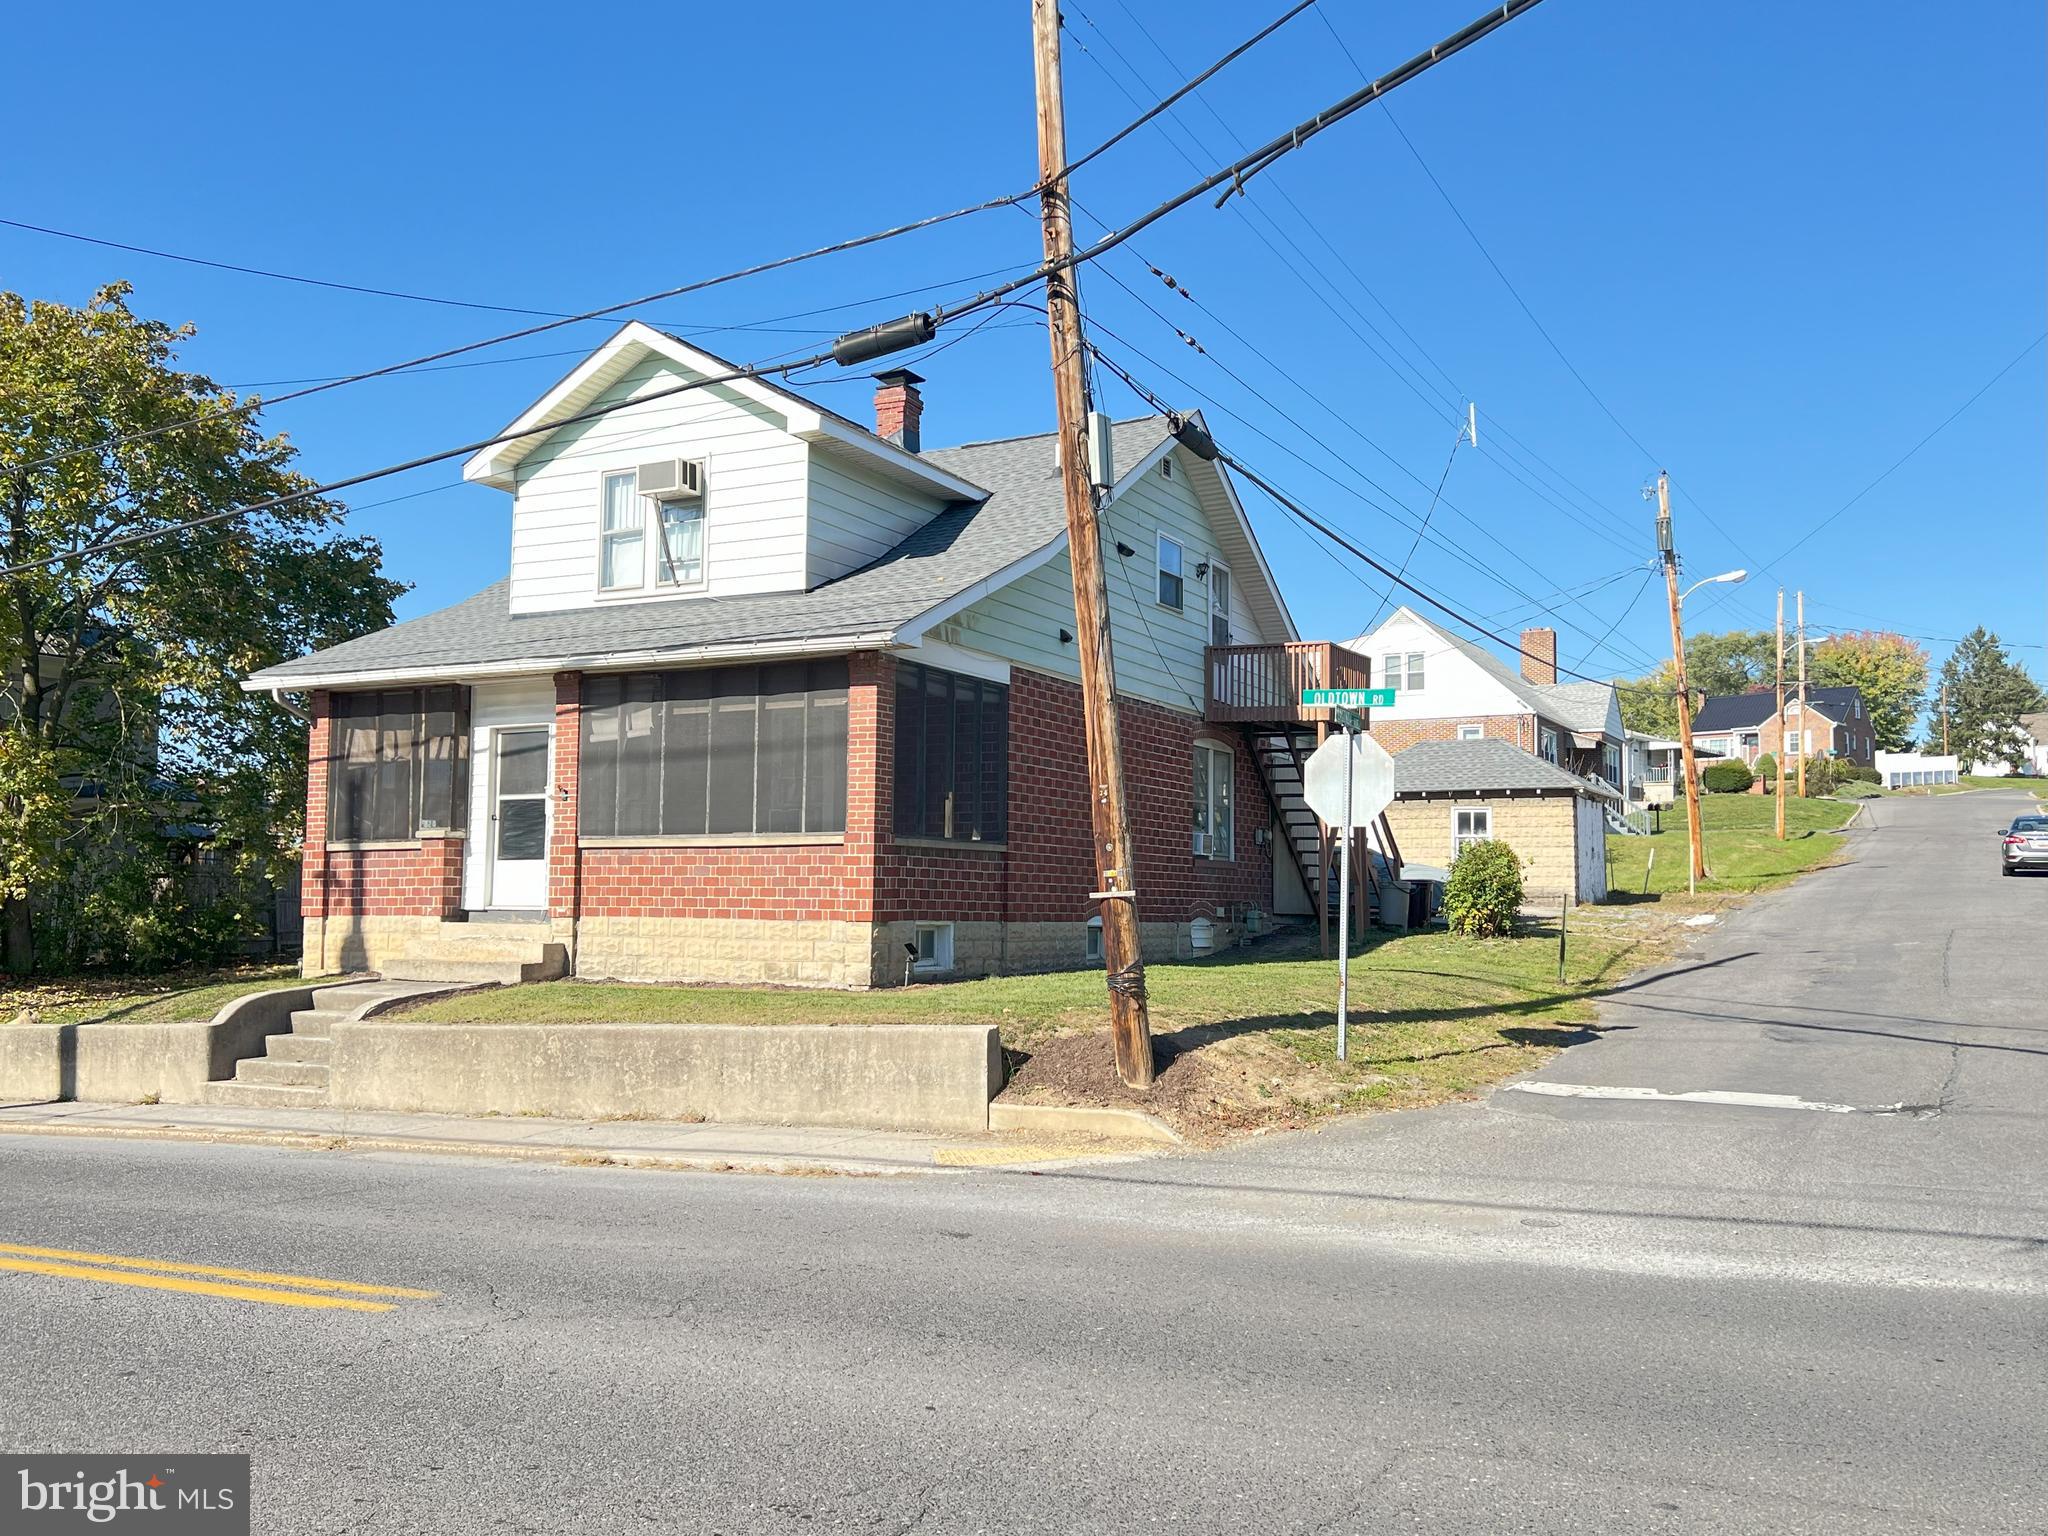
[1204,642,1376,728]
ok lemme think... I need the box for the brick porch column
[549,671,582,931]
[302,690,332,926]
[844,652,890,926]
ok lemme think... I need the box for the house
[245,324,1369,989]
[1966,712,2048,777]
[1876,751,1959,790]
[1624,729,1723,809]
[1347,609,1628,794]
[1379,738,1617,907]
[1690,685,1876,770]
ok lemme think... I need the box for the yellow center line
[0,1255,396,1312]
[0,1242,437,1300]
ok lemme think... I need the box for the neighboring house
[1347,610,1628,795]
[246,324,1362,989]
[1966,712,2048,777]
[1876,751,1959,790]
[1624,729,1723,809]
[1379,739,1616,907]
[1690,684,1876,770]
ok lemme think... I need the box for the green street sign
[1300,687,1396,708]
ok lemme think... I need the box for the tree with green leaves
[1810,630,1929,752]
[1933,628,2044,771]
[1,284,403,973]
[1618,629,1778,736]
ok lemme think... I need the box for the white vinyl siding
[948,452,1269,713]
[507,355,808,614]
[807,452,949,587]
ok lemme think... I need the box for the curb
[989,1100,1183,1145]
[0,1119,914,1178]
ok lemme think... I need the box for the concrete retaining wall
[0,987,315,1106]
[326,1021,1004,1134]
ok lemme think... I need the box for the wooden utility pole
[1796,590,1808,798]
[1940,683,1950,755]
[1657,472,1707,890]
[1775,588,1788,840]
[1031,0,1155,1089]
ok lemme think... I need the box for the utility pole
[1031,0,1155,1089]
[1796,590,1808,798]
[1775,588,1788,840]
[1656,472,1707,891]
[1941,682,1950,756]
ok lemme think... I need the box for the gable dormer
[464,325,985,617]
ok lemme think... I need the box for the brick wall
[1702,708,1875,771]
[1368,713,1537,756]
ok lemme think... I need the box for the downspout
[270,688,311,725]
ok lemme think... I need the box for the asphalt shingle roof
[1692,685,1863,733]
[250,417,1174,687]
[1355,608,1620,738]
[1392,737,1607,797]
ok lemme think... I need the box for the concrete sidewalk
[0,1100,1156,1176]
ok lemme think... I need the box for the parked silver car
[1998,814,2048,875]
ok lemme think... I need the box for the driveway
[0,791,2041,1533]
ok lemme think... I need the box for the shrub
[1840,762,1881,784]
[1702,759,1754,794]
[1833,781,1883,800]
[1442,839,1524,938]
[1753,751,1776,787]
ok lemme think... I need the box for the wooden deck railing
[1204,642,1376,726]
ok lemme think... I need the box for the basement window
[913,923,955,974]
[1084,916,1103,962]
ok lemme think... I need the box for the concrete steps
[199,979,449,1110]
[381,928,568,986]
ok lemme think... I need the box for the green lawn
[1,967,320,1029]
[1606,793,1858,896]
[394,924,1665,1132]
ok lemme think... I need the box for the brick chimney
[1519,626,1558,686]
[873,369,925,453]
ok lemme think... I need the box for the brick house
[247,324,1361,988]
[1380,739,1617,907]
[1347,608,1629,794]
[1690,685,1876,772]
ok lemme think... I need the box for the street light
[1679,569,1747,606]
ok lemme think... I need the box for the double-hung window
[1192,741,1234,860]
[1208,562,1232,646]
[1540,727,1560,764]
[1381,652,1424,693]
[600,472,645,590]
[1156,534,1185,611]
[1453,807,1492,855]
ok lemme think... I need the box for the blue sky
[4,0,2042,705]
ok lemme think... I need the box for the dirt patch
[1001,1031,1326,1144]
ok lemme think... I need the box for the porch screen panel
[328,686,469,842]
[579,662,850,838]
[892,662,1009,843]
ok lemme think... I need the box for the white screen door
[488,727,549,909]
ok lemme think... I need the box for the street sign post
[1300,687,1397,709]
[1301,729,1397,1060]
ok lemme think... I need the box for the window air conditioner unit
[636,458,704,500]
[1191,831,1212,857]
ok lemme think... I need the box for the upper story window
[600,472,644,590]
[1382,652,1424,693]
[1208,562,1232,646]
[1157,534,1185,611]
[600,464,708,593]
[1539,726,1560,764]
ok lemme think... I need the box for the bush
[1840,762,1880,784]
[1833,780,1883,799]
[1753,752,1776,787]
[1702,759,1754,794]
[1442,838,1524,938]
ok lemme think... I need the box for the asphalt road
[2,791,2043,1534]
